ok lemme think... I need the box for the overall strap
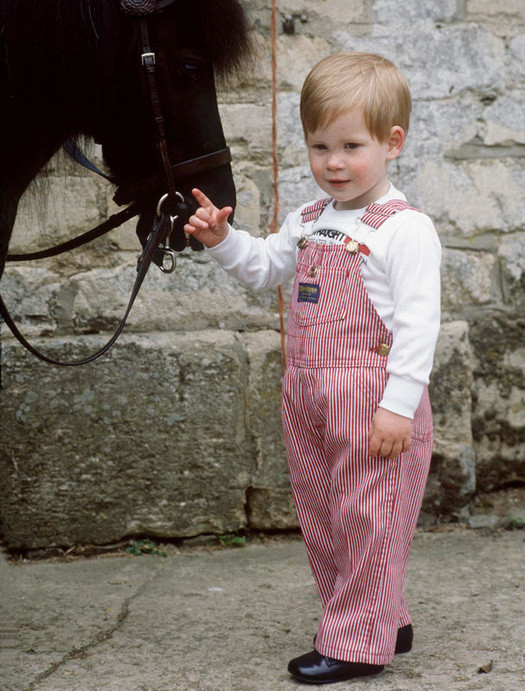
[299,198,420,227]
[300,198,332,223]
[361,199,420,229]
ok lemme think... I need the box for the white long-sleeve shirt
[208,184,441,419]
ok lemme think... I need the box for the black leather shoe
[313,623,413,656]
[288,650,384,684]
[395,624,413,654]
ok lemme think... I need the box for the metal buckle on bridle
[141,52,156,67]
[155,192,185,273]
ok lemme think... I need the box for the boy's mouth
[328,179,350,187]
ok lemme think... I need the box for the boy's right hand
[184,188,233,248]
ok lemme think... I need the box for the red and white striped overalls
[281,200,433,665]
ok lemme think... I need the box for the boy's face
[306,111,403,210]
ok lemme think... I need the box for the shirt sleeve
[206,211,299,291]
[379,212,442,418]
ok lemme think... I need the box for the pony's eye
[178,59,201,82]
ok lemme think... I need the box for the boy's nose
[326,152,344,169]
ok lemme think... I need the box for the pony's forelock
[189,0,253,76]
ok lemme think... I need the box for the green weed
[126,539,167,557]
[218,534,247,548]
[504,515,524,531]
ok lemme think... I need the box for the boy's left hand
[368,407,412,459]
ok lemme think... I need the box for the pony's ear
[194,0,253,75]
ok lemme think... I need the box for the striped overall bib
[281,200,433,665]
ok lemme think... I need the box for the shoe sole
[288,665,385,684]
[395,645,412,654]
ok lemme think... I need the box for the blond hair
[300,52,411,142]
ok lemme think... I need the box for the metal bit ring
[156,191,184,218]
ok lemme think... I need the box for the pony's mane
[0,0,251,131]
[0,1,120,139]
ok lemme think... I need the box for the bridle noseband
[1,0,234,366]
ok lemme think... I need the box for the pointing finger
[191,188,214,209]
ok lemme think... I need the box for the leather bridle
[0,0,233,366]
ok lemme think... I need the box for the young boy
[184,52,441,684]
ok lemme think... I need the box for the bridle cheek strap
[139,19,178,198]
[135,19,232,198]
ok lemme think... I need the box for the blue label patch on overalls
[298,283,320,303]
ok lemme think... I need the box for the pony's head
[0,0,252,252]
[101,0,252,248]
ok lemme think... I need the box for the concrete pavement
[1,529,523,690]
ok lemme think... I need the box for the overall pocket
[410,387,433,441]
[289,262,350,327]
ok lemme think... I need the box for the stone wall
[1,0,524,549]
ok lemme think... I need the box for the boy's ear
[386,126,405,160]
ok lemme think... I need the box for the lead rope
[270,0,287,370]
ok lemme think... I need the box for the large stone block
[0,332,254,549]
[336,25,506,100]
[403,91,525,169]
[243,330,297,529]
[276,35,332,91]
[405,97,482,162]
[277,92,307,168]
[499,232,525,307]
[218,103,273,164]
[373,0,459,24]
[247,487,298,530]
[431,322,474,448]
[0,267,61,336]
[283,0,367,24]
[10,175,102,250]
[467,0,525,22]
[483,94,525,147]
[414,159,523,235]
[441,248,496,310]
[509,34,525,80]
[246,0,368,31]
[1,254,285,336]
[426,321,477,516]
[232,173,264,234]
[469,313,525,491]
[244,331,287,486]
[423,444,477,518]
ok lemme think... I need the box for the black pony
[0,0,251,280]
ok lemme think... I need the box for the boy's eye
[345,143,359,149]
[312,144,327,150]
